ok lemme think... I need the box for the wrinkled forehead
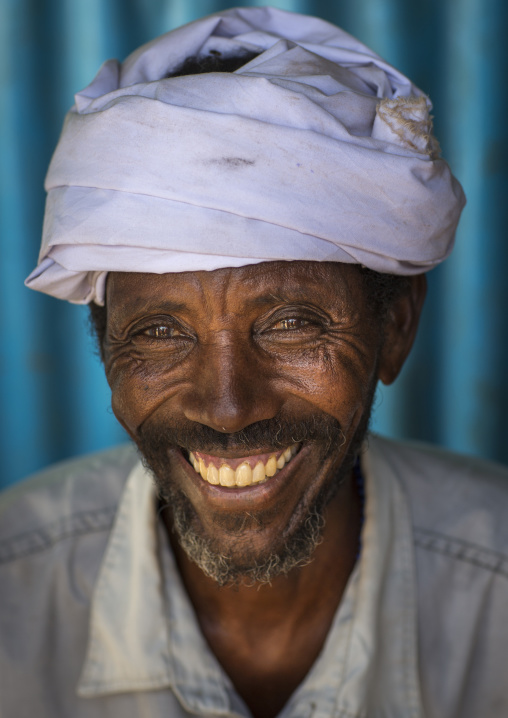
[105,261,365,318]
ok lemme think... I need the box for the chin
[158,477,329,587]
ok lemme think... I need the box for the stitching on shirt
[333,707,362,718]
[414,527,508,580]
[0,508,117,564]
[78,673,172,696]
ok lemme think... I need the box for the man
[2,7,507,718]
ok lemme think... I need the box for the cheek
[304,377,369,435]
[109,378,148,438]
[278,343,377,426]
[107,356,181,437]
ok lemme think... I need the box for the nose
[181,331,282,433]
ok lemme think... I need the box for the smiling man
[2,7,508,718]
[105,263,407,591]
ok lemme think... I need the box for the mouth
[186,444,301,488]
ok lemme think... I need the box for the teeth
[253,461,266,484]
[188,445,299,488]
[219,464,236,487]
[265,456,277,477]
[235,463,252,487]
[206,464,219,485]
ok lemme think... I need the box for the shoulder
[0,446,141,712]
[366,438,508,714]
[0,444,139,564]
[367,433,508,566]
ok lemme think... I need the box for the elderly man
[1,7,507,718]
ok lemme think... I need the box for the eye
[142,324,184,338]
[271,317,309,331]
[130,318,191,343]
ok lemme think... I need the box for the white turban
[26,6,465,305]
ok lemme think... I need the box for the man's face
[104,261,414,583]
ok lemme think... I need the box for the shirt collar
[77,461,173,698]
[77,436,424,718]
[77,460,238,714]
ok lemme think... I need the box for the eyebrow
[250,291,316,307]
[121,299,190,316]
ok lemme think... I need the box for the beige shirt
[1,435,507,718]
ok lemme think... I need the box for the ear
[378,274,427,385]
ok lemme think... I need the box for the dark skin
[103,261,426,718]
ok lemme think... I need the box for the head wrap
[26,6,465,305]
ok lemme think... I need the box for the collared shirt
[1,435,507,717]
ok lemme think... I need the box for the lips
[187,444,300,487]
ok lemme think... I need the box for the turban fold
[26,6,466,305]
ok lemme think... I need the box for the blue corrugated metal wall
[1,0,507,487]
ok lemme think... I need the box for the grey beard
[161,483,327,587]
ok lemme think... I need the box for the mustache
[138,413,345,456]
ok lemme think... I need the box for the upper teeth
[189,445,299,487]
